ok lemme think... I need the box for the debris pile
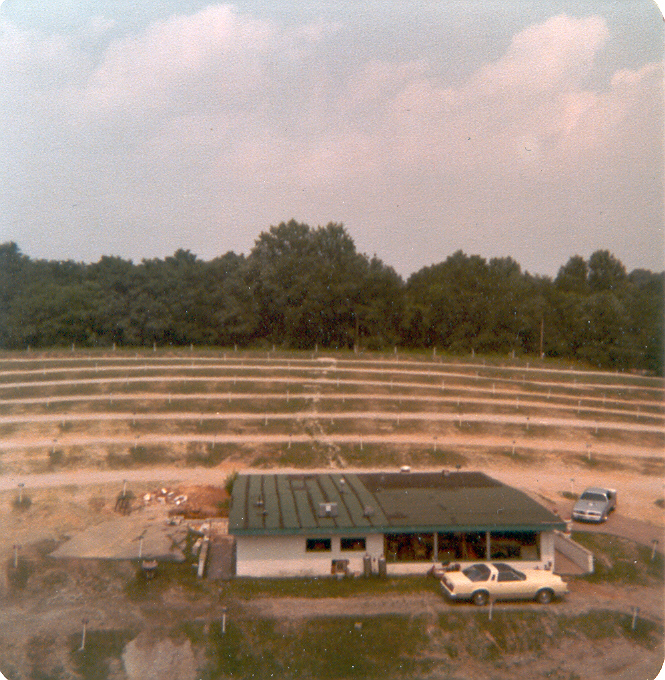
[141,484,229,519]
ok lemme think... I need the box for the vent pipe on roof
[318,502,338,518]
[400,465,411,473]
[363,505,374,517]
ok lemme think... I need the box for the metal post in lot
[79,618,89,651]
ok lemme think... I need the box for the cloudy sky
[0,0,662,278]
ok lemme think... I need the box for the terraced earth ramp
[0,349,663,524]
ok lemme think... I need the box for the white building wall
[235,533,383,577]
[235,531,557,577]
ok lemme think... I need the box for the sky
[0,0,662,279]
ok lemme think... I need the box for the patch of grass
[12,492,33,510]
[201,615,428,680]
[253,442,330,468]
[462,611,554,659]
[34,539,59,558]
[185,443,229,467]
[572,532,664,586]
[106,445,168,468]
[225,574,440,599]
[637,543,665,582]
[571,453,626,472]
[441,609,664,666]
[68,628,135,680]
[131,445,169,464]
[6,556,34,590]
[224,471,238,495]
[562,610,662,650]
[173,620,208,645]
[124,559,210,602]
[105,451,131,469]
[642,457,665,476]
[339,443,402,468]
[88,496,106,512]
[27,634,66,680]
[48,448,65,467]
[496,446,536,464]
[420,447,467,468]
[560,491,578,501]
[41,569,69,590]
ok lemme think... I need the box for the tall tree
[248,220,371,349]
[0,243,31,348]
[588,250,627,293]
[555,255,588,294]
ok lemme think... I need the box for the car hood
[573,500,606,511]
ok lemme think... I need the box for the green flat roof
[228,471,566,536]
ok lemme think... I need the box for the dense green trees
[248,221,402,349]
[0,226,661,374]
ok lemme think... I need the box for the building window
[306,538,331,552]
[385,533,434,562]
[437,532,487,561]
[341,537,366,551]
[489,532,539,560]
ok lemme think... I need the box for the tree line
[1,220,662,374]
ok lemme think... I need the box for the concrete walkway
[206,536,235,580]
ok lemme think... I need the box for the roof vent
[318,502,338,518]
[254,494,264,507]
[400,465,411,473]
[363,505,375,518]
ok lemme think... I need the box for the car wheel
[535,588,553,604]
[472,590,489,606]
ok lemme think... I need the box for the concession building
[228,470,568,577]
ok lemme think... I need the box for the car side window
[497,571,520,582]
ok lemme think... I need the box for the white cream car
[440,562,568,605]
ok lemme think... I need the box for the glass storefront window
[385,533,434,562]
[489,531,539,560]
[437,531,487,561]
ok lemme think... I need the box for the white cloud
[0,6,661,275]
[83,6,272,117]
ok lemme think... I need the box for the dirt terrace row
[0,353,661,477]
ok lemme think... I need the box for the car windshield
[580,492,607,502]
[462,564,491,582]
